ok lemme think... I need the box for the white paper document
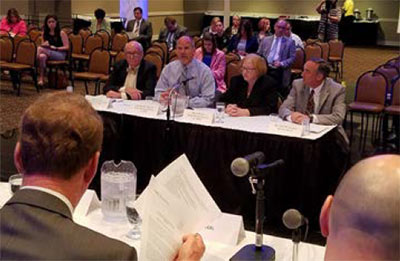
[85,95,111,111]
[136,154,222,260]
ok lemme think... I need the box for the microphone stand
[292,228,301,261]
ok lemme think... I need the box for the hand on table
[174,233,205,261]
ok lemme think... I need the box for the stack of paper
[134,154,222,260]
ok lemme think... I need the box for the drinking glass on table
[215,102,225,123]
[9,173,23,194]
[126,194,142,240]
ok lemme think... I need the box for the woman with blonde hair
[219,54,278,116]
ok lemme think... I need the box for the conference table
[0,182,325,260]
[87,97,348,231]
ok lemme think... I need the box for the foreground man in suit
[279,58,348,144]
[320,154,400,260]
[0,92,205,260]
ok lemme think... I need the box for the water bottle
[101,160,137,221]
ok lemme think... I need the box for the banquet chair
[0,36,13,64]
[152,41,168,64]
[328,40,344,81]
[225,52,241,65]
[382,76,400,147]
[110,32,129,57]
[96,29,111,50]
[347,70,387,153]
[144,52,163,79]
[305,44,322,62]
[291,47,305,78]
[225,60,242,89]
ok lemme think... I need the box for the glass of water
[215,102,225,123]
[126,194,141,240]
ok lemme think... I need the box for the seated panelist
[104,41,157,100]
[219,54,278,117]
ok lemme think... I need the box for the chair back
[328,40,344,59]
[0,36,14,62]
[69,33,83,54]
[375,64,400,92]
[146,46,165,64]
[84,34,103,55]
[390,76,400,106]
[305,38,319,45]
[169,49,178,63]
[61,26,73,35]
[291,47,305,71]
[152,41,168,64]
[114,51,125,64]
[195,38,203,49]
[225,52,241,64]
[385,56,400,69]
[28,28,41,42]
[79,28,92,43]
[355,70,387,105]
[305,44,322,61]
[144,52,163,79]
[316,42,329,61]
[0,29,10,37]
[13,34,29,56]
[15,39,36,66]
[111,33,128,52]
[225,60,242,89]
[96,29,111,50]
[88,48,110,75]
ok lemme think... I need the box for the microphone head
[231,158,250,177]
[282,209,303,230]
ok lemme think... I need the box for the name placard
[267,121,303,137]
[181,109,215,125]
[200,212,246,246]
[73,190,101,219]
[129,101,160,117]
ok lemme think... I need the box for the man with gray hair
[279,58,348,144]
[104,41,157,100]
[155,36,215,108]
[320,154,400,260]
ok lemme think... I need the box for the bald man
[104,41,157,100]
[320,154,400,260]
[155,36,215,108]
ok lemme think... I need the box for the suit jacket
[103,59,157,99]
[257,35,296,87]
[194,48,226,92]
[220,74,278,116]
[158,25,187,49]
[126,19,153,49]
[227,35,259,54]
[0,189,137,260]
[279,77,349,144]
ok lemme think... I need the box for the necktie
[267,37,280,64]
[133,20,140,36]
[306,90,315,115]
[183,66,189,95]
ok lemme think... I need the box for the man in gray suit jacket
[158,16,188,51]
[126,7,153,50]
[279,58,349,144]
[0,92,205,260]
[258,19,296,96]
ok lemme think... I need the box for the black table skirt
[93,112,347,229]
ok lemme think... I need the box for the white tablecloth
[0,183,325,260]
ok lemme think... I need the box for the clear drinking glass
[145,96,154,101]
[126,194,142,240]
[302,117,310,136]
[215,102,225,123]
[9,173,23,194]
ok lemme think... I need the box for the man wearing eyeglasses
[104,41,157,100]
[257,19,296,97]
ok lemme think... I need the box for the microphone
[282,209,308,230]
[231,152,265,177]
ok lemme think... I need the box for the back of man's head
[321,154,400,260]
[18,92,103,179]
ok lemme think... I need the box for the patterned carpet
[0,45,398,133]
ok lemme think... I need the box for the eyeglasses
[126,52,141,58]
[241,66,256,72]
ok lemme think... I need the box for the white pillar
[223,0,230,29]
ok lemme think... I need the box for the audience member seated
[257,19,296,96]
[155,36,215,108]
[316,0,341,42]
[213,20,229,51]
[125,7,153,50]
[158,16,188,51]
[194,32,226,95]
[201,16,221,37]
[255,17,272,43]
[0,8,27,36]
[279,58,348,144]
[219,53,278,116]
[0,92,206,261]
[224,15,241,39]
[90,8,111,34]
[104,41,157,100]
[227,19,258,57]
[320,154,400,260]
[285,21,304,48]
[36,15,69,86]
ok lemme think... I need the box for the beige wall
[71,0,119,16]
